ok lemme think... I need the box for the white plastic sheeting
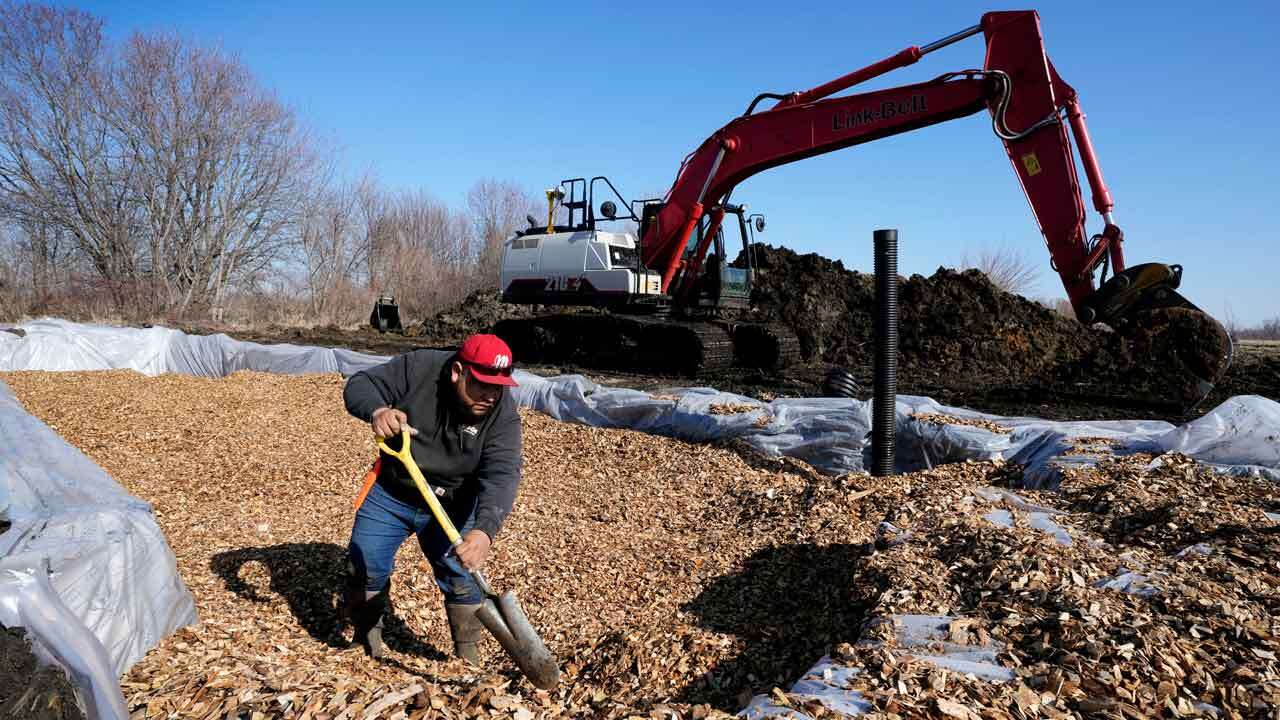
[740,657,871,719]
[869,615,1017,683]
[5,319,1276,488]
[740,614,1016,719]
[512,373,1280,487]
[0,566,128,719]
[0,319,384,378]
[1,378,196,720]
[2,319,1278,720]
[1146,396,1280,479]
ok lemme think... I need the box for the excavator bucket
[1083,263,1233,411]
[369,296,403,333]
[1125,306,1234,409]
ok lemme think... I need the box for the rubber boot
[342,585,389,659]
[445,603,485,666]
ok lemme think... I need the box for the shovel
[376,429,560,690]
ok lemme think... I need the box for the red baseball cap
[457,334,518,386]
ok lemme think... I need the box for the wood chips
[909,414,1012,435]
[1,370,1277,720]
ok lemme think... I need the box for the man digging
[339,333,521,664]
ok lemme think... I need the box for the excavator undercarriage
[493,312,801,376]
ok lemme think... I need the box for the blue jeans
[346,481,483,605]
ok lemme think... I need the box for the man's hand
[455,529,492,571]
[371,407,418,439]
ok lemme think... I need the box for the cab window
[609,245,638,268]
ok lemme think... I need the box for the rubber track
[732,322,804,370]
[491,314,734,376]
[766,324,804,369]
[691,321,737,374]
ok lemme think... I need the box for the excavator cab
[682,204,758,310]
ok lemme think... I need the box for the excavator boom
[637,9,1230,407]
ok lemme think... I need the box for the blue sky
[81,0,1278,323]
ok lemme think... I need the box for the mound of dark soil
[741,244,1243,412]
[406,289,540,345]
[408,289,602,347]
[0,626,85,720]
[1214,348,1280,403]
[744,244,1098,387]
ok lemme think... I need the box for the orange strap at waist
[353,457,381,510]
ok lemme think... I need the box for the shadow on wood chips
[674,543,885,707]
[209,543,448,662]
[0,626,85,720]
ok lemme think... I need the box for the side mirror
[754,216,766,233]
[600,201,617,220]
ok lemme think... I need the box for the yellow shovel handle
[376,429,463,545]
[375,428,498,599]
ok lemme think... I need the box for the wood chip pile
[832,456,1279,719]
[1,370,1276,720]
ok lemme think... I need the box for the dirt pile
[407,289,600,347]
[406,289,539,346]
[744,243,1097,387]
[742,243,1247,412]
[0,626,85,720]
[179,290,550,358]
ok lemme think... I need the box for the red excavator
[495,10,1232,407]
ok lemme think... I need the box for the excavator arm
[642,10,1231,406]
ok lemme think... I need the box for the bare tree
[1037,295,1075,318]
[1221,303,1240,341]
[466,179,539,289]
[295,175,374,324]
[1,4,318,320]
[962,245,1041,296]
[354,173,389,294]
[0,4,559,327]
[1236,317,1280,341]
[0,224,20,319]
[114,32,314,316]
[0,3,147,314]
[364,190,475,317]
[1263,318,1280,341]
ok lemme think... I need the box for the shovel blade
[476,592,560,690]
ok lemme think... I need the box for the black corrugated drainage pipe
[872,229,898,477]
[822,367,862,398]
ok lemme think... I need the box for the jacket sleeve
[472,395,523,541]
[343,351,418,421]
